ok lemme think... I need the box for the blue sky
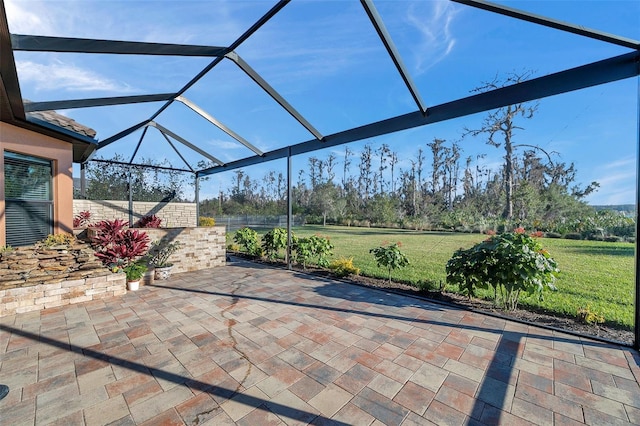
[6,0,639,205]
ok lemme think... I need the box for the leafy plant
[369,242,409,283]
[234,227,261,256]
[262,228,292,260]
[73,211,92,228]
[446,230,559,310]
[91,219,150,267]
[227,243,241,252]
[135,214,162,228]
[39,233,76,248]
[147,240,182,267]
[292,234,334,269]
[577,305,605,325]
[123,262,147,281]
[329,257,360,277]
[199,216,216,227]
[1,245,14,253]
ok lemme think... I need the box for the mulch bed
[229,253,634,347]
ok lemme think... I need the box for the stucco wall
[0,122,74,247]
[73,200,197,228]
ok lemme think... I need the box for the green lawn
[232,225,636,329]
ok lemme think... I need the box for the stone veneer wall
[0,226,225,317]
[73,200,197,228]
[0,242,125,317]
[144,226,226,274]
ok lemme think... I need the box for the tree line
[80,73,635,239]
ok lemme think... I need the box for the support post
[80,162,86,198]
[287,147,293,270]
[634,78,640,350]
[195,174,200,227]
[128,166,133,226]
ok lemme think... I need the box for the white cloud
[585,156,637,205]
[207,139,243,150]
[5,0,54,35]
[602,157,636,170]
[405,1,460,74]
[16,60,135,93]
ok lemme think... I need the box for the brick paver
[1,259,639,425]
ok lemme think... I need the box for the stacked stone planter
[0,242,125,317]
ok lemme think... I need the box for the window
[4,151,53,246]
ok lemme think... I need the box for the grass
[230,225,636,329]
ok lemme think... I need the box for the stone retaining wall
[0,242,125,317]
[144,226,226,274]
[0,226,226,317]
[73,200,197,228]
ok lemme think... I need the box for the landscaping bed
[230,253,634,346]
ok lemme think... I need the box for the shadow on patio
[1,261,639,425]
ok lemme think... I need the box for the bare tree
[465,71,538,219]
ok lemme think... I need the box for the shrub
[147,240,182,267]
[564,233,582,240]
[446,231,559,311]
[0,245,13,253]
[73,211,92,228]
[293,234,334,269]
[91,219,150,268]
[329,257,360,277]
[199,216,216,227]
[227,243,241,252]
[39,233,76,248]
[577,305,605,325]
[415,279,440,292]
[234,227,261,256]
[529,231,544,238]
[123,262,147,281]
[369,242,409,283]
[262,228,291,260]
[135,214,162,228]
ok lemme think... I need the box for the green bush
[39,233,76,248]
[329,257,360,277]
[577,305,605,324]
[293,234,334,269]
[564,233,582,240]
[262,228,292,260]
[234,227,261,256]
[123,262,147,281]
[446,230,559,310]
[603,236,622,243]
[199,216,216,227]
[369,242,409,283]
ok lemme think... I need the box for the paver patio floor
[1,259,640,425]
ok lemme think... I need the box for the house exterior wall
[0,122,75,247]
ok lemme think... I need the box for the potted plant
[148,239,182,280]
[123,262,147,291]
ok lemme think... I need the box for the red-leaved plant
[135,214,162,228]
[92,219,150,268]
[73,211,92,228]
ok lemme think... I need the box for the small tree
[369,242,409,283]
[262,227,292,260]
[233,227,261,256]
[446,229,559,310]
[292,234,334,269]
